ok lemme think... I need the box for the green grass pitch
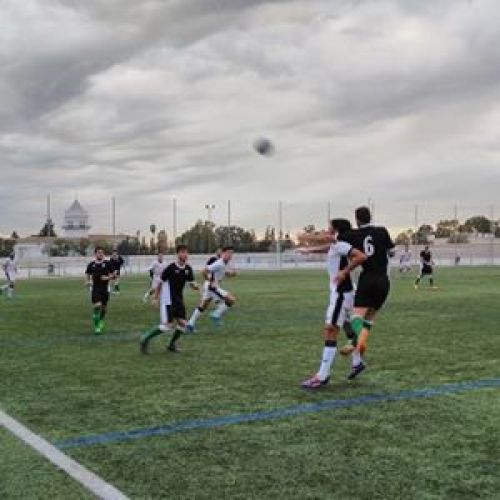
[1,267,500,499]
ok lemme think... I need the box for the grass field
[1,267,500,499]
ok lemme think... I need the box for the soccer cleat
[185,324,196,334]
[301,375,330,390]
[347,362,366,380]
[339,344,355,356]
[210,312,222,326]
[94,325,102,335]
[98,320,105,333]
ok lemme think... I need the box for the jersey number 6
[363,236,375,257]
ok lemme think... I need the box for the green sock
[169,329,183,348]
[350,316,364,346]
[140,327,163,344]
[92,308,101,329]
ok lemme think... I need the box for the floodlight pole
[454,204,458,263]
[227,200,232,245]
[172,198,178,247]
[490,205,495,266]
[414,204,418,265]
[111,197,116,240]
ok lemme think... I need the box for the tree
[435,219,459,238]
[38,218,57,237]
[302,224,316,234]
[117,236,140,256]
[149,224,157,254]
[157,230,168,253]
[463,216,492,234]
[177,220,218,253]
[412,224,433,244]
[395,230,413,246]
[10,231,19,239]
[215,226,257,252]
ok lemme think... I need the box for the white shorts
[325,290,354,327]
[202,281,229,302]
[5,273,16,284]
[151,277,162,289]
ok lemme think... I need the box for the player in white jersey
[143,253,168,303]
[399,245,412,273]
[186,246,236,331]
[1,253,18,299]
[301,219,367,389]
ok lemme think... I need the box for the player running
[140,245,199,354]
[186,246,236,332]
[1,252,18,299]
[301,219,367,389]
[338,206,395,379]
[109,250,125,294]
[143,253,167,303]
[414,245,437,290]
[85,247,114,335]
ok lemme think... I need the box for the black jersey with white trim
[342,225,394,275]
[161,262,195,300]
[86,260,113,291]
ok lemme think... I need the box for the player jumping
[186,246,236,332]
[301,219,367,389]
[85,247,114,335]
[338,206,395,379]
[414,245,437,290]
[140,245,199,354]
[1,252,18,299]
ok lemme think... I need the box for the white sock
[213,302,229,318]
[318,346,336,381]
[158,324,172,332]
[188,308,202,326]
[7,288,13,298]
[352,351,362,367]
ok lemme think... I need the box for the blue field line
[54,378,500,450]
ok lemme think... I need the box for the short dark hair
[221,245,234,252]
[330,218,352,236]
[94,246,104,253]
[176,244,188,253]
[355,206,371,225]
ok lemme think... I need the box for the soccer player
[143,253,167,303]
[399,245,412,273]
[85,247,114,334]
[1,252,18,299]
[338,206,395,379]
[186,246,236,332]
[301,219,367,389]
[140,245,199,354]
[414,245,437,289]
[109,250,125,294]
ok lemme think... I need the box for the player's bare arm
[335,248,367,284]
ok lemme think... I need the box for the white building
[62,200,91,239]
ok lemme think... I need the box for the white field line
[0,409,129,500]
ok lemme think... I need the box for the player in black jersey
[338,206,395,379]
[414,245,437,290]
[140,245,199,354]
[109,250,125,294]
[85,247,114,334]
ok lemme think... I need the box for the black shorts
[165,300,186,322]
[421,264,433,276]
[92,289,109,306]
[354,273,390,311]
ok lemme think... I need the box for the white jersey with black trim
[149,259,168,280]
[326,240,353,293]
[206,257,227,286]
[3,258,17,280]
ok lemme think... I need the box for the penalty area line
[0,408,129,500]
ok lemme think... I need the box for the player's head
[158,252,164,262]
[94,246,105,261]
[111,249,118,257]
[329,218,352,239]
[221,245,234,263]
[424,245,429,251]
[355,206,371,227]
[176,244,189,263]
[9,252,15,260]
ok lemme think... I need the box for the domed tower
[63,199,91,239]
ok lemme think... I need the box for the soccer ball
[253,137,275,156]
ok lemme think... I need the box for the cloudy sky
[1,0,499,238]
